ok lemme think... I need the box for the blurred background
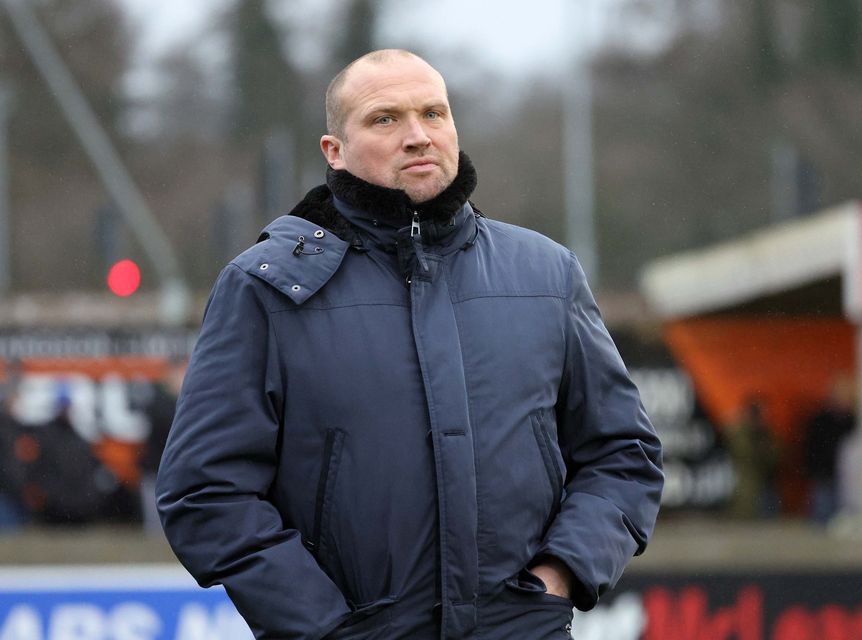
[1,0,861,637]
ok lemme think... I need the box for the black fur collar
[287,151,478,242]
[286,184,358,243]
[326,151,477,227]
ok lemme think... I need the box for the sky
[115,0,680,92]
[120,0,580,73]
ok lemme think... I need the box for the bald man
[158,49,663,640]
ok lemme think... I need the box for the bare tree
[1,0,135,291]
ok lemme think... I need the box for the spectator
[726,397,780,518]
[139,358,186,534]
[3,389,119,525]
[0,360,27,529]
[837,425,862,517]
[804,373,856,524]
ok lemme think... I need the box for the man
[157,49,663,640]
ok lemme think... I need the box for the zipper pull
[410,211,430,274]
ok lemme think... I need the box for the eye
[374,115,393,125]
[425,111,440,120]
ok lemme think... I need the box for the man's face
[321,56,460,203]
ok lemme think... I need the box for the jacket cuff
[531,550,598,611]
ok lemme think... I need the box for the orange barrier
[665,317,854,435]
[1,356,169,381]
[665,316,855,512]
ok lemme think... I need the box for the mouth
[402,158,439,173]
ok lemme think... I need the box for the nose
[402,116,431,151]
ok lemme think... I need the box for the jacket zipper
[407,211,430,286]
[310,429,340,554]
[531,413,564,531]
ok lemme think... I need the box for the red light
[107,259,141,297]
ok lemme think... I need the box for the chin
[403,178,451,204]
[405,188,442,204]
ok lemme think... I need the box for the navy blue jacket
[157,162,663,639]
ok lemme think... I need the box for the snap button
[313,230,325,239]
[314,247,323,253]
[291,284,301,292]
[259,263,269,270]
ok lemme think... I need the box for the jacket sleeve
[156,264,351,639]
[537,252,664,611]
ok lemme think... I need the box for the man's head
[320,49,459,203]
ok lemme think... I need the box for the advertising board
[0,566,252,640]
[572,571,862,640]
[4,566,860,639]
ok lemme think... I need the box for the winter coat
[156,155,663,640]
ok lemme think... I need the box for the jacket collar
[327,151,479,260]
[282,150,479,248]
[240,152,480,302]
[325,150,478,229]
[331,196,477,256]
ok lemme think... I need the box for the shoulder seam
[224,262,279,313]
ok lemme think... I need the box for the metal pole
[563,0,598,285]
[262,127,297,225]
[856,326,862,426]
[0,81,11,296]
[770,139,798,223]
[1,0,190,323]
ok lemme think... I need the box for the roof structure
[640,201,862,321]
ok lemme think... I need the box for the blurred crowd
[0,359,185,533]
[0,361,860,532]
[723,372,862,529]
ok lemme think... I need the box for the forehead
[340,57,449,116]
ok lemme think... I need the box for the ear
[320,135,346,170]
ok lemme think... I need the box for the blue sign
[0,565,254,640]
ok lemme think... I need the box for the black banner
[0,329,197,360]
[631,367,734,510]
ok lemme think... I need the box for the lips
[402,158,438,171]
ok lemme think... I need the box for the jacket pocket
[530,412,564,529]
[311,428,345,559]
[324,596,399,639]
[504,569,575,608]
